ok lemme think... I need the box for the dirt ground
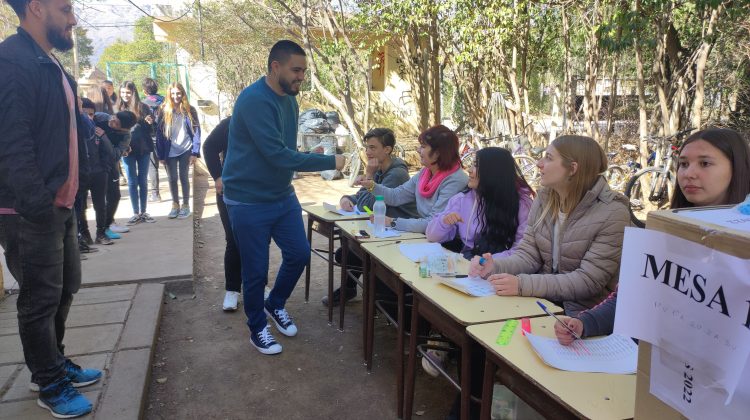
[144,171,455,420]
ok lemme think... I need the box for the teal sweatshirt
[223,76,335,203]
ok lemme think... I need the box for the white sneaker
[109,223,130,233]
[222,291,240,311]
[250,326,282,355]
[264,287,271,300]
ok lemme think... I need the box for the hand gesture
[94,127,105,137]
[365,157,379,177]
[335,154,346,171]
[340,197,355,212]
[554,316,584,346]
[356,177,375,190]
[489,273,520,296]
[190,155,197,166]
[215,177,223,195]
[442,212,463,225]
[469,253,494,278]
[144,115,154,125]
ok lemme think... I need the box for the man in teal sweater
[223,40,344,355]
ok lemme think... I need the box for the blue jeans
[122,153,151,214]
[227,194,310,333]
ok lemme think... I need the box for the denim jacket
[155,106,201,160]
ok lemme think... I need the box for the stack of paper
[524,333,637,374]
[398,243,445,262]
[323,202,361,216]
[441,276,495,297]
[364,221,402,238]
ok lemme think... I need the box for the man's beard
[47,24,74,52]
[279,77,300,96]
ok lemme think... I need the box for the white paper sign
[614,228,750,403]
[649,345,750,419]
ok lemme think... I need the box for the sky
[74,1,185,65]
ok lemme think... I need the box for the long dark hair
[473,147,535,254]
[671,127,750,209]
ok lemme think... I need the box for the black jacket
[81,115,115,174]
[202,116,231,180]
[0,28,89,222]
[93,112,131,160]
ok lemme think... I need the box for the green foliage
[56,28,94,70]
[97,17,172,88]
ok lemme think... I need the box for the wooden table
[467,318,636,420]
[301,205,367,324]
[335,220,425,332]
[401,264,561,420]
[360,239,428,418]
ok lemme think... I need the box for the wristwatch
[390,219,397,228]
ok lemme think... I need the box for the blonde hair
[537,135,608,224]
[161,82,195,138]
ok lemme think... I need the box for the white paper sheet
[525,333,638,374]
[614,228,750,401]
[323,202,361,216]
[363,221,403,238]
[440,276,495,297]
[677,207,750,233]
[398,242,445,262]
[648,345,750,420]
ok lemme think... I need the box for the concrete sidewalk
[0,168,197,419]
[0,283,164,419]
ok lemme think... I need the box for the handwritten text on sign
[614,228,750,401]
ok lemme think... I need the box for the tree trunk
[634,0,650,166]
[562,7,575,133]
[691,4,723,130]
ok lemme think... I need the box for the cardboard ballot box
[635,206,750,419]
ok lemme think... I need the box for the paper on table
[525,333,638,374]
[398,242,445,262]
[364,221,403,238]
[440,276,495,297]
[323,202,361,216]
[677,207,750,232]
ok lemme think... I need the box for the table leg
[403,295,420,420]
[327,229,334,325]
[304,216,313,303]
[396,280,405,418]
[366,261,377,371]
[480,356,495,420]
[362,253,370,361]
[460,335,471,420]
[338,236,348,331]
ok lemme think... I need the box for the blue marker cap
[479,257,486,265]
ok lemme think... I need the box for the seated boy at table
[324,128,417,306]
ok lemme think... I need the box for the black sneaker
[264,300,298,337]
[81,231,94,246]
[321,286,357,307]
[250,325,282,355]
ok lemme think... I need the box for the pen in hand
[536,301,583,341]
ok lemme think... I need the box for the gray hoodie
[373,167,469,233]
[344,157,418,219]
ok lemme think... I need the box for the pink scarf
[418,163,460,198]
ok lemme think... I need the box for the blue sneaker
[264,300,298,337]
[250,325,282,355]
[105,228,121,240]
[30,359,103,391]
[37,377,92,418]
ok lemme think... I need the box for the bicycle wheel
[605,165,627,192]
[513,155,539,186]
[624,167,674,228]
[346,153,362,187]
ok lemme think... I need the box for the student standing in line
[116,81,156,225]
[0,1,100,417]
[222,40,345,355]
[141,77,164,202]
[85,85,113,114]
[324,127,418,306]
[156,82,200,219]
[357,125,469,233]
[93,110,137,239]
[80,98,116,246]
[554,127,750,344]
[102,79,117,104]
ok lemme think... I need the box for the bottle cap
[375,195,384,201]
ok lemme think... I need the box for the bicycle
[624,128,694,227]
[604,144,640,192]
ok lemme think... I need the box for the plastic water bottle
[373,195,387,236]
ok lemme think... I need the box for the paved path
[0,283,164,419]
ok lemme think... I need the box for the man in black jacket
[0,0,99,417]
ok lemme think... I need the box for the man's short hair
[102,80,114,86]
[5,0,31,18]
[267,40,306,73]
[116,111,137,130]
[142,78,158,95]
[81,97,95,110]
[364,128,396,150]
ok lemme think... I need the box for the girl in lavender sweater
[426,147,534,260]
